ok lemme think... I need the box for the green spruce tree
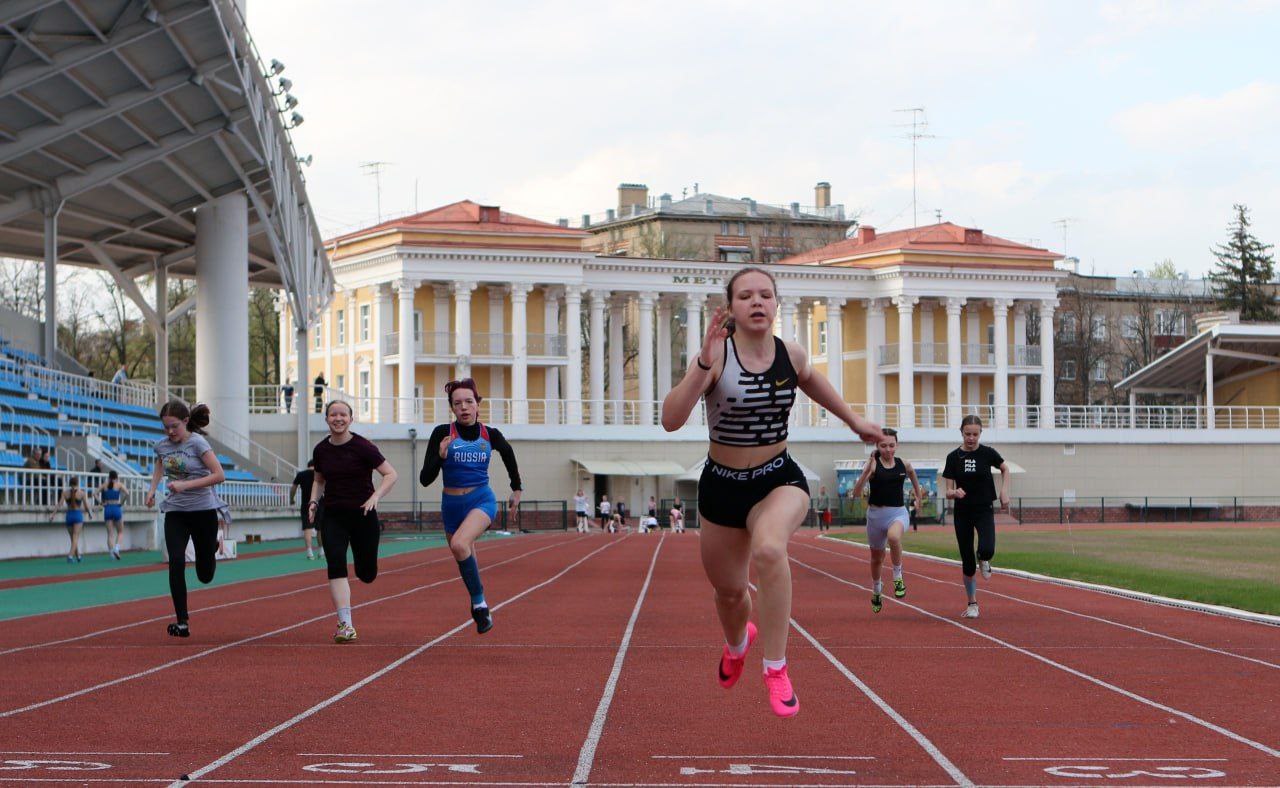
[1208,204,1276,321]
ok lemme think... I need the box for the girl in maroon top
[309,400,398,643]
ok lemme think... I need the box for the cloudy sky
[246,0,1280,276]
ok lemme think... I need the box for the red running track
[0,530,1277,787]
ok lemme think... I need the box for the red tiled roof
[777,222,1059,266]
[329,200,588,244]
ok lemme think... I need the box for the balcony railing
[383,332,455,356]
[381,332,566,357]
[877,343,1040,367]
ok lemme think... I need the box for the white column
[295,325,309,466]
[195,192,249,439]
[373,285,392,420]
[919,302,934,424]
[966,304,981,408]
[155,263,169,399]
[1205,352,1215,429]
[589,290,608,425]
[609,295,626,424]
[684,293,703,425]
[656,297,673,399]
[488,286,506,363]
[510,283,531,424]
[1129,387,1137,428]
[453,280,475,379]
[779,296,798,343]
[345,291,356,400]
[825,297,845,399]
[1013,302,1029,427]
[895,295,917,428]
[945,297,965,428]
[637,291,657,425]
[992,298,1011,429]
[431,284,449,421]
[795,300,811,419]
[864,298,883,421]
[565,286,584,424]
[1040,299,1056,428]
[396,279,417,423]
[544,286,561,386]
[42,202,61,363]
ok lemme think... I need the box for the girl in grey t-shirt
[147,401,226,638]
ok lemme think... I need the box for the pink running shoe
[716,621,758,689]
[763,665,799,717]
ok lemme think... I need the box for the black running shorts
[698,450,810,529]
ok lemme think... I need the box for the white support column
[431,284,449,421]
[779,296,798,343]
[453,280,476,379]
[1205,351,1215,429]
[1129,387,1137,428]
[1040,299,1056,428]
[945,297,965,428]
[345,291,356,400]
[684,293,703,425]
[565,286,584,425]
[966,303,981,409]
[795,300,811,420]
[295,325,309,466]
[609,294,626,424]
[510,283,531,424]
[637,291,657,425]
[155,262,169,400]
[1013,301,1029,427]
[487,287,506,399]
[42,201,61,363]
[864,298,883,422]
[919,301,934,424]
[992,298,1011,429]
[656,297,673,400]
[894,295,917,428]
[544,286,561,386]
[396,278,417,423]
[374,284,393,420]
[589,290,608,425]
[825,296,845,400]
[195,192,249,439]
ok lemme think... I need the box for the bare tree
[248,287,281,385]
[1055,279,1120,405]
[0,257,45,318]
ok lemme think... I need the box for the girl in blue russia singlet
[420,379,523,634]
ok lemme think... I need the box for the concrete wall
[0,511,306,560]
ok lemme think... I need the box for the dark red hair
[445,378,482,405]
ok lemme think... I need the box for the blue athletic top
[420,421,522,492]
[102,485,122,503]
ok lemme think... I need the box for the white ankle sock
[892,563,904,579]
[762,657,786,673]
[727,631,749,657]
[873,580,883,594]
[337,606,352,626]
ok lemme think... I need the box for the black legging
[321,506,381,582]
[953,505,996,577]
[165,509,220,622]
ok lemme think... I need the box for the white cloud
[1112,82,1280,152]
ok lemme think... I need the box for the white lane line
[297,753,523,758]
[571,536,665,785]
[791,555,1280,760]
[746,582,972,788]
[0,536,582,718]
[802,539,1280,671]
[0,750,169,755]
[650,754,874,760]
[0,780,960,786]
[0,534,543,656]
[173,537,629,788]
[1002,757,1230,761]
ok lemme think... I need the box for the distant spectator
[111,365,128,385]
[282,381,296,413]
[314,373,327,413]
[598,494,611,530]
[98,470,126,560]
[38,447,53,506]
[670,505,685,533]
[291,459,319,560]
[51,475,92,563]
[91,458,104,475]
[616,500,628,530]
[573,489,589,533]
[815,485,831,531]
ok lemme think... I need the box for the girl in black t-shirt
[941,415,1010,620]
[850,428,923,613]
[309,400,398,643]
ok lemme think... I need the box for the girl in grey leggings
[851,428,923,613]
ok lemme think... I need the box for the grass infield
[828,525,1280,616]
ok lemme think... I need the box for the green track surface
[1,533,509,621]
[829,526,1280,616]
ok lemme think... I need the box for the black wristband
[696,357,712,371]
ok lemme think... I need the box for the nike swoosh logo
[781,694,797,707]
[775,378,790,386]
[718,662,732,681]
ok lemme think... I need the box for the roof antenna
[360,161,393,222]
[894,107,935,228]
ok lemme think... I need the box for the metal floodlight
[268,59,285,76]
[277,77,293,94]
[298,154,313,167]
[287,112,304,128]
[282,93,299,110]
[142,4,159,23]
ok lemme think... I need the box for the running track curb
[816,534,1280,628]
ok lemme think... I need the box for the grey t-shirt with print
[155,433,221,512]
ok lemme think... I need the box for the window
[336,374,345,391]
[313,320,322,350]
[719,221,729,234]
[1120,315,1139,339]
[1156,309,1186,336]
[360,304,370,341]
[1091,314,1107,341]
[413,311,423,341]
[1060,360,1076,380]
[1092,359,1108,382]
[718,250,751,263]
[736,221,746,235]
[987,324,994,346]
[1059,312,1078,339]
[336,310,345,345]
[359,370,370,416]
[1123,359,1139,377]
[817,321,828,355]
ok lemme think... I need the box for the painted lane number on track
[680,763,860,777]
[304,762,481,774]
[1044,765,1227,780]
[0,759,111,771]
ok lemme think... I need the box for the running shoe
[717,621,758,689]
[333,622,358,643]
[306,552,316,561]
[961,603,980,619]
[894,577,906,598]
[472,605,493,634]
[871,592,882,613]
[167,622,190,638]
[763,665,799,718]
[980,559,992,579]
[74,555,81,563]
[112,550,121,560]
[66,555,73,563]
